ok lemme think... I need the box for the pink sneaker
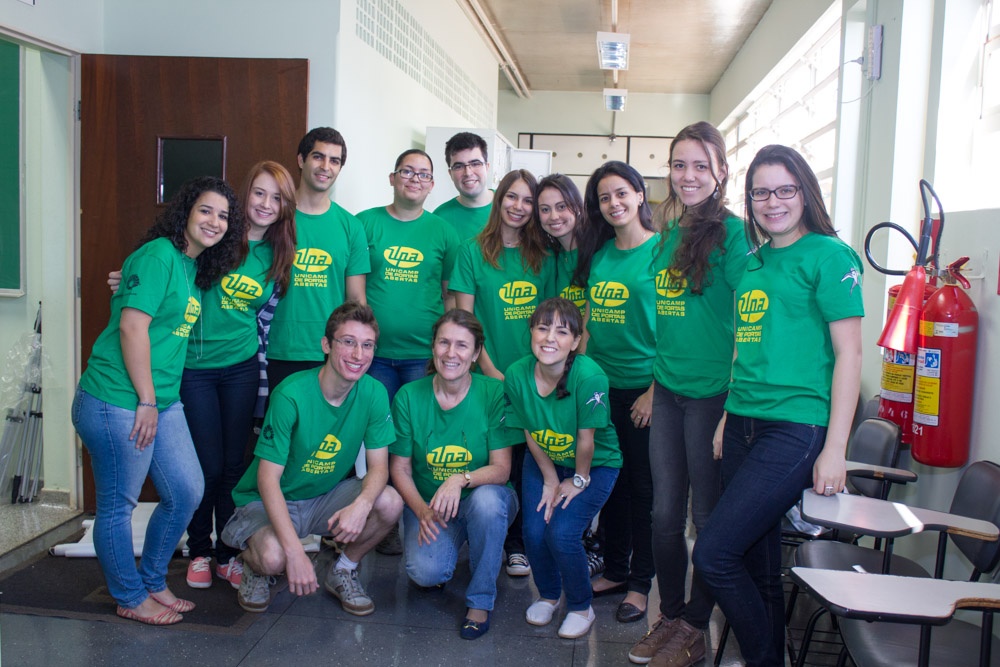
[186,556,213,589]
[216,557,243,589]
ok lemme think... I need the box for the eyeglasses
[748,185,801,201]
[393,167,433,182]
[333,337,377,352]
[448,160,485,173]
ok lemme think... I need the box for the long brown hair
[661,122,735,294]
[241,161,297,294]
[476,169,549,273]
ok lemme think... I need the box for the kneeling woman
[73,177,244,625]
[389,309,517,640]
[505,297,622,639]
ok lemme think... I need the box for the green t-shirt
[389,374,507,502]
[80,237,201,409]
[725,233,865,426]
[186,239,275,369]
[268,203,370,362]
[232,370,395,506]
[433,197,492,242]
[505,354,622,469]
[357,207,461,359]
[585,234,659,389]
[554,247,587,317]
[653,216,749,398]
[449,241,556,374]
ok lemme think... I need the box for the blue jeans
[601,386,655,595]
[72,388,203,609]
[179,355,257,561]
[402,484,517,611]
[692,415,825,667]
[522,455,618,612]
[367,356,428,404]
[649,383,725,628]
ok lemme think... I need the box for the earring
[712,186,720,200]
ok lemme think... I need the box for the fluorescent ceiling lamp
[597,31,630,70]
[604,88,627,112]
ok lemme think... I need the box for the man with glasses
[357,149,461,405]
[267,127,371,392]
[434,132,493,241]
[222,301,402,616]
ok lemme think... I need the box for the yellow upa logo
[426,445,473,468]
[384,246,424,269]
[294,247,333,273]
[183,296,201,323]
[590,281,629,307]
[499,280,538,305]
[656,268,687,298]
[561,285,587,308]
[737,289,769,323]
[314,434,342,460]
[531,429,575,452]
[222,273,264,300]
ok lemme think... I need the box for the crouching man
[221,301,402,616]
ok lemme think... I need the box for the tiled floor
[0,523,762,667]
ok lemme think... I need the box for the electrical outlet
[867,25,883,81]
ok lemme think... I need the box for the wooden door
[80,55,308,510]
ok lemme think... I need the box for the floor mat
[0,553,285,635]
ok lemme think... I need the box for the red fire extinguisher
[911,258,978,467]
[877,282,938,444]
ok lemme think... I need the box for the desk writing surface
[790,567,1000,623]
[800,490,999,541]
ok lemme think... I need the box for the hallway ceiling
[475,0,774,95]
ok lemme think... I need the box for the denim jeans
[72,388,203,609]
[179,355,257,562]
[692,415,826,667]
[649,383,725,628]
[601,386,655,595]
[522,455,618,612]
[367,356,429,404]
[402,484,517,611]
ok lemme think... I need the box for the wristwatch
[572,473,590,489]
[463,472,472,487]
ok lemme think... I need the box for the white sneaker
[558,606,596,639]
[526,599,558,626]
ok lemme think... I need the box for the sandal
[149,591,196,613]
[116,604,183,626]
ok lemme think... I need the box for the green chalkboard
[0,39,21,294]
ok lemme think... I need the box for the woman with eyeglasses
[357,149,461,404]
[692,144,863,667]
[389,309,517,640]
[449,169,555,578]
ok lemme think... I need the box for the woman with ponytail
[504,297,622,639]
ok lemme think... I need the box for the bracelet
[136,401,157,409]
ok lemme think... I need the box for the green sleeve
[363,380,396,449]
[389,389,414,457]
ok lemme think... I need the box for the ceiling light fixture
[604,88,627,112]
[597,31,630,70]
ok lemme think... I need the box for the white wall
[0,0,103,53]
[330,0,499,214]
[498,89,708,145]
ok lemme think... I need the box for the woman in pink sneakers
[182,162,297,590]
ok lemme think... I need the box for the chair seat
[840,614,1000,667]
[795,540,929,578]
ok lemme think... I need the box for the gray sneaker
[324,567,375,616]
[238,563,272,613]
